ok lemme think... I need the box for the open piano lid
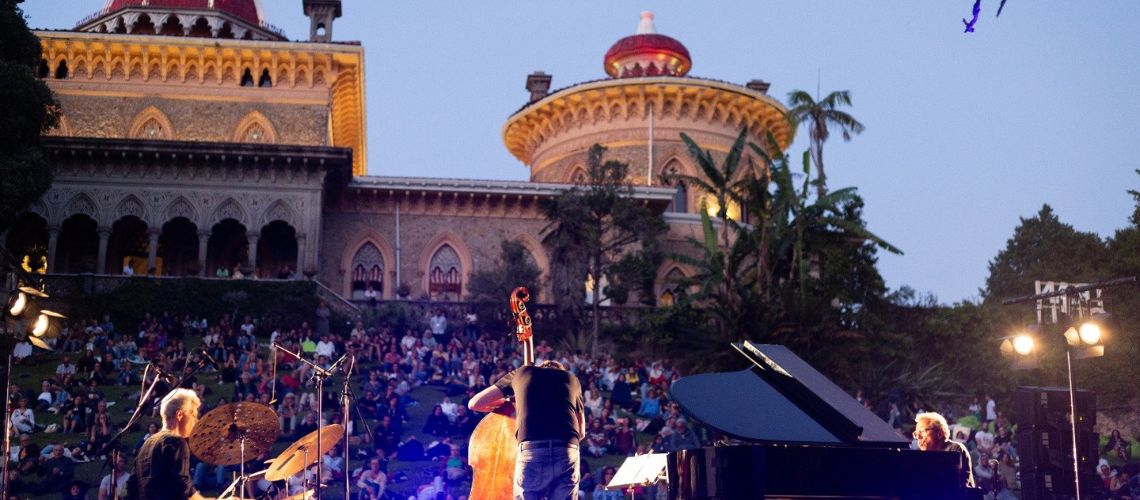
[669,342,908,447]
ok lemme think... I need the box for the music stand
[607,453,668,499]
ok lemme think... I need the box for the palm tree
[786,90,865,198]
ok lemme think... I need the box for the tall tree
[674,127,752,332]
[983,204,1108,302]
[540,144,667,354]
[786,89,864,198]
[466,239,544,303]
[0,0,59,231]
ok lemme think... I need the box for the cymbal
[189,402,281,465]
[263,424,344,481]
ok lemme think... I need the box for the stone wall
[55,94,329,145]
[320,209,551,301]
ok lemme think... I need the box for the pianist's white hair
[915,411,949,437]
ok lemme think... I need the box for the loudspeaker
[1021,469,1064,500]
[1014,386,1096,430]
[1019,427,1099,473]
[1018,427,1065,471]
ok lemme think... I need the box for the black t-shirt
[131,430,196,500]
[494,365,584,444]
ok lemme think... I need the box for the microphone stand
[340,354,373,500]
[272,343,348,500]
[2,354,13,500]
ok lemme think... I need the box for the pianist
[914,412,975,489]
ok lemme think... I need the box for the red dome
[104,0,262,26]
[603,13,692,79]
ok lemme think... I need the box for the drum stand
[272,343,349,500]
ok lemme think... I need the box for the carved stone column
[96,226,111,274]
[295,233,307,279]
[198,229,210,277]
[47,225,60,272]
[147,228,161,274]
[246,231,260,271]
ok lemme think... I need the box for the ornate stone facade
[5,8,792,309]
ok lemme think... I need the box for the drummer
[129,388,214,500]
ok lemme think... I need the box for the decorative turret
[603,11,691,78]
[75,0,284,40]
[303,0,343,42]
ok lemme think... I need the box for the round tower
[503,12,792,216]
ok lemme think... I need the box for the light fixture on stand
[1001,277,1134,500]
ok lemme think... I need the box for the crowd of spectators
[5,302,707,500]
[9,300,1140,499]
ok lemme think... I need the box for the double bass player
[468,287,586,500]
[470,360,586,499]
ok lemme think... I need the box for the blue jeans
[514,441,579,500]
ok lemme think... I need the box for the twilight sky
[23,1,1140,304]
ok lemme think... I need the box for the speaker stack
[1015,386,1100,500]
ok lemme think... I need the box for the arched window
[38,59,49,79]
[139,118,165,138]
[240,68,254,87]
[233,111,278,143]
[242,123,267,142]
[55,60,69,79]
[569,166,588,185]
[660,161,687,213]
[428,244,462,295]
[350,242,384,299]
[258,69,272,88]
[660,268,686,307]
[129,107,174,140]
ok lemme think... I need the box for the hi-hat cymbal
[189,402,281,465]
[263,424,344,481]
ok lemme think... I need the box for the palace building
[6,3,791,307]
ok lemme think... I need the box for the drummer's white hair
[161,388,201,428]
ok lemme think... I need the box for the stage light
[31,313,49,337]
[8,291,27,316]
[1078,321,1102,345]
[1013,335,1035,355]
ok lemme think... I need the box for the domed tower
[503,12,792,217]
[75,0,285,41]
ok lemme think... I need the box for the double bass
[467,287,535,499]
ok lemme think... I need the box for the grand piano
[666,342,979,500]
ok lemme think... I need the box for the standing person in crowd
[429,308,448,346]
[129,388,211,500]
[315,301,331,337]
[470,359,586,499]
[914,412,975,489]
[984,394,997,423]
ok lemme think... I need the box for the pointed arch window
[569,166,588,185]
[233,111,278,144]
[258,69,272,88]
[428,244,462,294]
[350,242,384,299]
[129,107,174,140]
[660,161,687,213]
[660,268,686,307]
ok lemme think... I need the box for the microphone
[151,364,178,384]
[197,347,221,370]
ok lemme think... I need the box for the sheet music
[608,453,668,489]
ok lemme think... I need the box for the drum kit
[188,402,345,500]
